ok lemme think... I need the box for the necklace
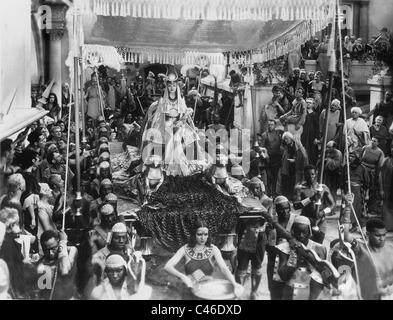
[167,98,178,108]
[194,245,206,252]
[185,245,213,260]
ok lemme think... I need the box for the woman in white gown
[141,70,208,176]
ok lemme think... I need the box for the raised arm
[58,231,78,276]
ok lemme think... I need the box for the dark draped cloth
[301,111,320,165]
[137,174,242,252]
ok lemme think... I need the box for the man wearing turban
[276,216,327,300]
[90,254,151,300]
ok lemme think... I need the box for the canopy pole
[192,69,203,121]
[319,9,337,184]
[62,78,73,231]
[73,6,82,218]
[79,48,87,143]
[73,55,82,218]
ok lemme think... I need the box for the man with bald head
[88,204,117,255]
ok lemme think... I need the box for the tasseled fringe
[114,47,226,66]
[83,44,124,71]
[88,0,334,22]
[230,14,329,64]
[225,0,335,63]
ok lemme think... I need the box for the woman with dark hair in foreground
[164,219,243,299]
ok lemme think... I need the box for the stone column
[48,30,63,107]
[358,1,370,41]
[351,1,360,37]
[45,1,68,111]
[367,74,392,123]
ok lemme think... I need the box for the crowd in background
[1,38,393,299]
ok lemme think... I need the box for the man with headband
[276,215,327,300]
[90,253,151,300]
[86,222,134,297]
[264,196,297,300]
[294,164,335,244]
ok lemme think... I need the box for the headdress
[282,131,294,142]
[274,195,289,206]
[111,222,127,233]
[38,183,52,197]
[100,204,114,216]
[104,193,118,202]
[293,215,312,234]
[250,177,265,192]
[100,178,112,186]
[99,152,111,162]
[99,161,111,170]
[331,99,341,108]
[105,254,127,269]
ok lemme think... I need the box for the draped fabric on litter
[137,174,242,252]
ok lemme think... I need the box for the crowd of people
[1,45,393,300]
[256,64,393,235]
[301,28,393,79]
[0,68,158,299]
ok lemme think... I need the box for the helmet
[274,195,289,206]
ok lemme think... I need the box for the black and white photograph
[1,0,393,304]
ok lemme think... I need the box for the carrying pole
[319,6,337,184]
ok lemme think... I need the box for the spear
[72,2,82,219]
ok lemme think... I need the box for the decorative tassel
[132,2,136,17]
